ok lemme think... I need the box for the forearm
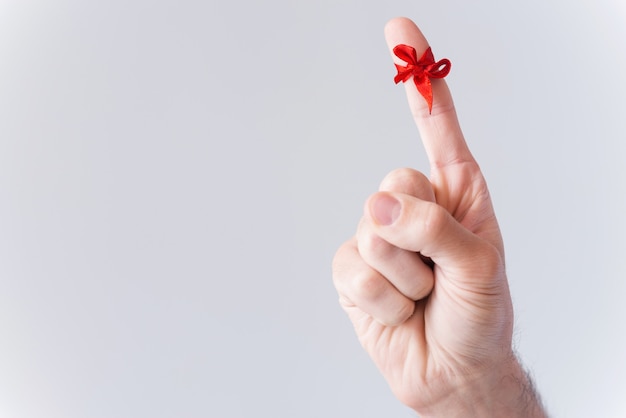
[415,357,547,418]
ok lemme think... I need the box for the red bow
[393,44,451,114]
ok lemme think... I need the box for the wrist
[414,354,546,418]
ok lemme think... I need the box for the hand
[332,18,546,417]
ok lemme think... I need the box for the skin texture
[332,18,547,417]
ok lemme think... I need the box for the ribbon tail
[414,76,434,114]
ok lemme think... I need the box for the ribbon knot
[393,44,451,114]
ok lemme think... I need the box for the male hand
[332,17,546,417]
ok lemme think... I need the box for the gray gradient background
[1,0,625,417]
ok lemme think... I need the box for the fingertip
[384,17,417,37]
[384,17,426,51]
[378,301,415,327]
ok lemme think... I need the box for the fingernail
[370,194,401,226]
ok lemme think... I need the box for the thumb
[365,192,503,284]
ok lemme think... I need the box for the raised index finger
[385,17,474,168]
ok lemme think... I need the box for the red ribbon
[393,44,451,114]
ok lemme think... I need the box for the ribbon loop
[426,58,451,79]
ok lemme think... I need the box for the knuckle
[331,239,355,283]
[381,167,422,187]
[352,270,387,302]
[411,100,456,122]
[380,167,432,198]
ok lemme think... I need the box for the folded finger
[378,167,435,202]
[365,192,503,283]
[357,220,434,301]
[332,238,416,326]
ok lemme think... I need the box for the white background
[1,0,625,417]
